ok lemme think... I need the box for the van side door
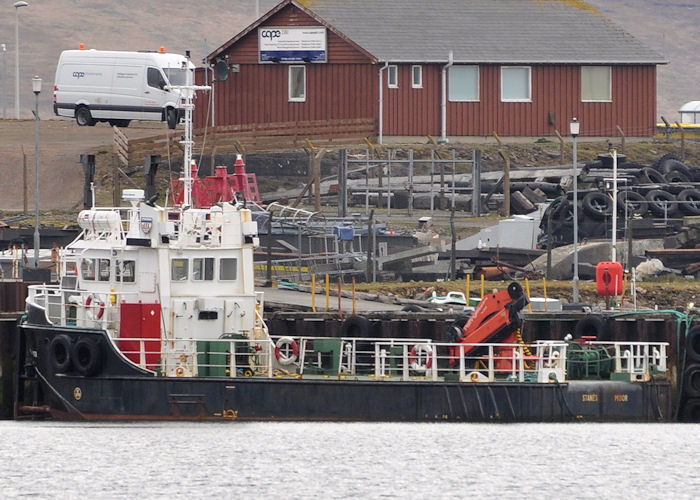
[145,67,170,121]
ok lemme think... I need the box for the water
[0,421,698,498]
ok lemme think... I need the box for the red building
[197,0,666,139]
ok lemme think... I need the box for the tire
[507,281,524,299]
[645,189,679,217]
[687,326,700,362]
[582,191,612,219]
[637,167,666,185]
[72,337,103,376]
[684,364,700,398]
[574,314,609,341]
[166,108,178,129]
[49,334,72,373]
[680,398,700,422]
[617,190,648,217]
[340,315,371,338]
[688,166,700,183]
[75,106,95,127]
[558,199,581,228]
[653,152,683,172]
[665,168,691,183]
[677,189,700,216]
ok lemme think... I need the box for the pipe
[378,62,389,144]
[440,50,454,143]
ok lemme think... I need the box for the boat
[15,54,674,422]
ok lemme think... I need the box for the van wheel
[75,106,95,126]
[166,108,178,129]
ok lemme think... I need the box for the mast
[173,50,211,208]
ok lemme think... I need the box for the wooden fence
[117,118,377,168]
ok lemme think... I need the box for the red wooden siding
[382,64,657,137]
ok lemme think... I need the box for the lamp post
[14,1,29,120]
[1,43,7,118]
[570,118,580,303]
[610,144,618,263]
[32,75,40,268]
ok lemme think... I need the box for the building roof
[211,0,667,65]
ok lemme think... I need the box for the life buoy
[409,344,433,373]
[85,294,106,321]
[50,334,72,373]
[275,337,299,365]
[72,337,102,377]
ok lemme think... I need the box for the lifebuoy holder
[409,343,434,373]
[275,337,299,365]
[85,294,106,321]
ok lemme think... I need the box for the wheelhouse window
[147,67,167,90]
[171,258,189,281]
[411,65,422,88]
[219,258,238,281]
[289,65,306,102]
[193,257,215,281]
[581,66,612,102]
[449,65,479,101]
[80,259,95,280]
[98,259,111,282]
[388,65,398,88]
[116,260,135,283]
[501,66,531,102]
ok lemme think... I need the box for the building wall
[197,4,658,137]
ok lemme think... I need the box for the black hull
[19,325,673,423]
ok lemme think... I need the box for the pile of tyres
[538,153,700,249]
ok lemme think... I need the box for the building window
[411,65,422,88]
[192,257,215,281]
[388,65,398,88]
[171,258,189,281]
[581,66,612,102]
[220,258,238,281]
[449,65,479,101]
[289,65,306,102]
[501,66,531,102]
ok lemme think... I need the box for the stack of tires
[538,153,700,249]
[680,326,700,422]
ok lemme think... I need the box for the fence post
[554,130,564,162]
[472,149,481,217]
[675,122,686,160]
[616,125,625,156]
[408,149,414,217]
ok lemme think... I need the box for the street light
[32,75,40,268]
[14,1,29,120]
[1,43,7,119]
[570,117,580,303]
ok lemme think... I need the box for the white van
[53,48,195,128]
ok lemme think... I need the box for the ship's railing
[26,283,138,330]
[111,335,670,382]
[588,341,668,381]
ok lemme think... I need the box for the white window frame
[501,66,531,102]
[288,65,306,102]
[581,66,612,102]
[388,65,398,88]
[411,65,422,89]
[448,65,480,102]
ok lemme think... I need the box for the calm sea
[0,421,698,498]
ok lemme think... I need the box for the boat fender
[574,314,609,341]
[275,337,299,365]
[686,326,700,362]
[683,364,700,398]
[340,315,371,338]
[409,344,433,373]
[50,334,73,373]
[85,294,106,321]
[72,337,103,377]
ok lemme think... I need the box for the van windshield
[162,68,189,86]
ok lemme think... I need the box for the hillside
[0,0,695,121]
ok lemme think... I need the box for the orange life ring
[275,337,299,365]
[85,294,105,320]
[409,344,433,372]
